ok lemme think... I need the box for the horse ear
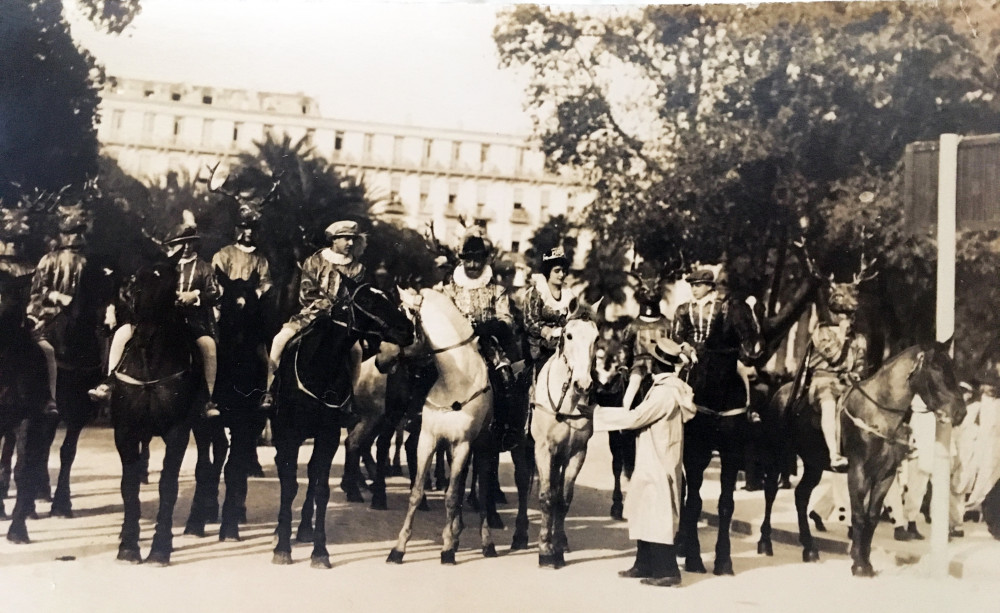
[909,351,926,380]
[936,336,954,355]
[248,269,260,286]
[214,265,231,284]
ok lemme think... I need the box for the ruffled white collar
[532,273,574,311]
[453,264,493,290]
[235,243,257,253]
[321,248,353,266]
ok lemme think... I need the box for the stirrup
[259,392,274,411]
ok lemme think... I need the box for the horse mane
[419,288,474,342]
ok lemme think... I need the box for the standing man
[27,205,91,416]
[260,220,366,410]
[622,294,672,410]
[594,337,696,587]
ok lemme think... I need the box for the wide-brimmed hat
[163,224,199,246]
[459,235,489,260]
[324,220,363,239]
[651,337,684,366]
[685,267,716,285]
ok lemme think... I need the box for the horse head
[560,317,600,397]
[397,287,472,354]
[593,334,627,390]
[909,340,967,427]
[338,276,413,349]
[131,260,182,327]
[0,271,32,328]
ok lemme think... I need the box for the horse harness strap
[425,384,490,412]
[840,385,914,449]
[431,333,478,355]
[293,344,352,409]
[695,405,747,418]
[114,370,187,388]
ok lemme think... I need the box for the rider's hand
[177,290,200,306]
[47,291,72,306]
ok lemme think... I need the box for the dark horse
[675,297,761,576]
[213,270,270,542]
[41,260,116,518]
[270,277,413,568]
[112,260,201,565]
[0,270,51,542]
[756,342,966,576]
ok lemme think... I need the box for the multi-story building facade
[96,76,593,257]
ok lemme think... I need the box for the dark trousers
[632,540,680,578]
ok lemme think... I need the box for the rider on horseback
[211,205,273,299]
[808,285,867,472]
[259,220,367,411]
[621,293,673,411]
[523,246,577,375]
[27,205,91,417]
[89,213,222,419]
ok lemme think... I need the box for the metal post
[931,133,959,574]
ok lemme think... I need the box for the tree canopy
[498,1,1000,371]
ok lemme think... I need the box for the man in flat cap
[260,220,367,410]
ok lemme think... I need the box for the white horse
[531,316,600,568]
[387,288,497,564]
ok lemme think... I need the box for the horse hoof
[272,551,294,566]
[144,550,170,567]
[610,503,624,521]
[851,563,876,578]
[553,552,566,569]
[295,524,314,544]
[757,540,773,556]
[35,490,51,503]
[6,526,29,544]
[117,548,142,564]
[49,505,73,519]
[803,548,820,563]
[345,490,365,504]
[218,525,242,542]
[386,549,404,564]
[417,498,430,512]
[685,557,707,574]
[205,507,220,524]
[140,474,150,485]
[809,511,827,532]
[370,494,388,511]
[248,467,265,479]
[510,534,529,551]
[310,555,332,569]
[713,559,734,576]
[894,526,912,542]
[183,524,205,538]
[483,544,498,558]
[441,550,457,565]
[487,513,504,530]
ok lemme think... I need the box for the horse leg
[391,422,405,477]
[7,417,46,544]
[609,431,624,521]
[220,418,254,541]
[370,418,396,510]
[34,411,58,504]
[535,439,557,568]
[678,441,712,573]
[206,422,228,524]
[309,432,338,569]
[272,441,299,564]
[757,453,780,557]
[50,422,83,517]
[443,440,472,564]
[477,442,499,557]
[0,429,16,507]
[297,455,319,544]
[113,428,144,562]
[713,449,740,575]
[403,427,429,510]
[795,461,824,562]
[510,436,534,550]
[861,469,897,577]
[388,431,436,563]
[486,450,504,529]
[466,450,480,511]
[184,423,213,536]
[434,442,450,492]
[340,432,365,504]
[554,446,589,567]
[848,462,875,577]
[147,423,190,566]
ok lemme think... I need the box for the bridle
[534,327,595,427]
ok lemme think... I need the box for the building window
[232,122,241,142]
[201,118,214,146]
[363,133,374,157]
[172,117,181,138]
[301,104,308,115]
[263,124,274,140]
[393,135,404,163]
[480,143,490,167]
[476,184,487,208]
[304,128,315,146]
[142,112,154,136]
[511,241,520,253]
[171,92,181,102]
[111,109,124,133]
[516,147,525,172]
[419,178,431,212]
[451,141,461,164]
[202,95,213,105]
[423,138,433,163]
[143,89,154,98]
[334,130,344,151]
[513,188,524,209]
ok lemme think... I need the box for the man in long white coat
[594,337,696,587]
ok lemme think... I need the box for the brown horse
[756,342,966,576]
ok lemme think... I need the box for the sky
[67,1,547,136]
[67,1,795,137]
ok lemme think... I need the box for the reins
[534,349,593,428]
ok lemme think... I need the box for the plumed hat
[0,208,31,241]
[163,210,200,246]
[459,235,489,259]
[57,204,90,234]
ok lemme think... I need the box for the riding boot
[640,543,682,587]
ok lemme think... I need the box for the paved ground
[1,425,998,613]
